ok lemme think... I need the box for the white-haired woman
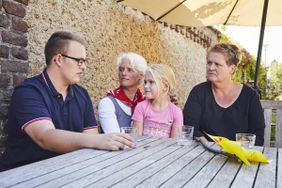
[98,52,147,133]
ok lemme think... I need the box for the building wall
[0,0,218,147]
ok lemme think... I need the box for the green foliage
[269,61,282,86]
[266,60,282,100]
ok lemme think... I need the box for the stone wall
[0,0,219,146]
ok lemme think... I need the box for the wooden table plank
[158,149,215,187]
[132,145,204,188]
[13,149,128,188]
[134,144,206,188]
[1,137,156,188]
[44,138,175,188]
[136,145,214,188]
[0,149,107,187]
[90,143,184,187]
[183,154,227,187]
[254,147,277,188]
[278,148,282,188]
[207,158,241,188]
[231,147,262,188]
[110,144,198,188]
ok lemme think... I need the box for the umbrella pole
[254,0,269,93]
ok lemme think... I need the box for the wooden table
[0,137,281,188]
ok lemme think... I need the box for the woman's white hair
[116,52,147,74]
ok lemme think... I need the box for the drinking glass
[177,126,194,146]
[120,127,138,148]
[236,133,256,148]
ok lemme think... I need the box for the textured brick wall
[0,0,29,150]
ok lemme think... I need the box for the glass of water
[236,133,256,148]
[177,126,194,146]
[120,127,138,148]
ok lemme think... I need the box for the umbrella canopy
[118,0,282,90]
[118,0,281,26]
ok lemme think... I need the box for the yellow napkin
[206,133,269,165]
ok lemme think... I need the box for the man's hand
[195,136,208,143]
[96,133,134,151]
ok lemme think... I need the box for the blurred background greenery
[219,30,282,101]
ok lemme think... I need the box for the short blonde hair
[116,52,147,75]
[146,64,178,104]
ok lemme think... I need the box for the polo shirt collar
[41,69,74,99]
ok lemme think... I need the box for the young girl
[132,64,183,138]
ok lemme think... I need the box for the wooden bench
[261,100,282,147]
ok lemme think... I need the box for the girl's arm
[132,120,143,136]
[171,105,184,138]
[171,126,182,138]
[132,102,146,136]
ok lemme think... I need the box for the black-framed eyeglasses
[61,54,86,67]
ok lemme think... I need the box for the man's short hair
[44,31,86,65]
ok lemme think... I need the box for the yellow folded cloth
[206,133,269,165]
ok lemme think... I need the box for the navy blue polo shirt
[0,69,97,171]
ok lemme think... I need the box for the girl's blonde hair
[146,64,178,105]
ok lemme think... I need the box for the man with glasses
[0,31,134,171]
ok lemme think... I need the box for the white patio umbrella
[118,0,282,91]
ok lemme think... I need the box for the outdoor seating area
[0,1,282,187]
